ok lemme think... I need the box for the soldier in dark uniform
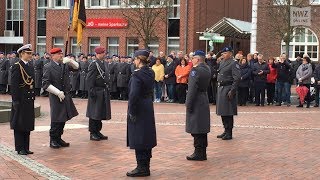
[127,49,157,177]
[7,51,20,94]
[86,46,111,141]
[70,54,80,98]
[106,56,118,99]
[32,53,43,96]
[185,50,211,161]
[0,52,9,94]
[42,48,79,148]
[79,56,89,98]
[216,47,241,140]
[40,52,51,97]
[117,56,131,100]
[10,44,36,155]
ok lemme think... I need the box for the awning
[206,17,252,39]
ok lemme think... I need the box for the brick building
[0,0,252,56]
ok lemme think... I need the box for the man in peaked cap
[216,46,241,140]
[42,47,79,149]
[10,44,36,155]
[86,46,111,141]
[185,50,211,161]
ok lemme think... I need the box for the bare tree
[121,0,172,49]
[260,0,315,56]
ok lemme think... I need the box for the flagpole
[65,0,74,56]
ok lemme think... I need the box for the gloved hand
[128,114,137,123]
[227,90,234,101]
[57,91,65,102]
[62,57,71,64]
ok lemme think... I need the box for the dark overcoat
[185,63,211,134]
[33,59,43,89]
[0,58,8,84]
[70,68,80,91]
[86,60,111,120]
[79,61,89,91]
[116,62,130,88]
[238,63,252,88]
[10,60,35,132]
[216,58,241,116]
[42,61,78,122]
[164,62,176,84]
[106,62,118,92]
[7,58,19,85]
[127,66,157,150]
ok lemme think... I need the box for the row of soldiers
[0,51,135,100]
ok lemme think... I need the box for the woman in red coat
[266,57,277,105]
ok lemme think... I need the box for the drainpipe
[250,0,258,53]
[27,0,30,43]
[184,0,188,53]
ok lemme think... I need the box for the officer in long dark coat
[42,48,79,148]
[40,53,51,97]
[79,56,89,98]
[216,47,241,140]
[7,51,19,94]
[86,46,111,141]
[10,44,35,155]
[185,50,211,161]
[0,52,8,94]
[106,57,118,99]
[127,49,157,177]
[32,53,43,96]
[117,56,131,100]
[69,54,80,97]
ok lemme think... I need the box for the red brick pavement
[1,94,320,179]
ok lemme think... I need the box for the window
[311,0,320,4]
[148,39,159,56]
[169,0,180,18]
[273,0,293,5]
[89,37,100,54]
[88,0,106,8]
[37,37,46,54]
[71,38,81,55]
[6,0,23,36]
[108,37,119,56]
[127,38,139,57]
[53,0,69,8]
[281,27,319,61]
[90,0,101,6]
[37,0,47,19]
[168,19,180,37]
[167,37,179,54]
[109,0,120,6]
[53,37,64,50]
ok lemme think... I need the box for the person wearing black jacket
[272,55,291,106]
[252,54,270,106]
[205,52,218,104]
[238,58,252,106]
[164,55,176,103]
[0,52,8,94]
[313,62,320,107]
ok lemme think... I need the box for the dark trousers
[34,88,41,96]
[254,82,266,105]
[119,87,128,100]
[0,84,7,93]
[315,86,320,105]
[166,84,175,100]
[14,130,30,152]
[89,119,102,134]
[191,133,208,148]
[221,116,234,130]
[238,87,249,105]
[248,80,255,103]
[207,79,217,103]
[266,83,275,104]
[176,83,187,104]
[135,149,152,161]
[50,122,66,141]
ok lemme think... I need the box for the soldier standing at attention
[10,44,35,155]
[126,49,157,177]
[32,53,43,96]
[86,46,111,141]
[216,47,241,140]
[42,48,79,148]
[0,51,9,94]
[185,50,211,161]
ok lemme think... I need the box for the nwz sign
[290,6,311,26]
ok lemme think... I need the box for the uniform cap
[94,46,106,54]
[167,55,174,59]
[17,44,33,54]
[194,50,205,57]
[50,48,63,54]
[134,49,150,57]
[221,46,233,53]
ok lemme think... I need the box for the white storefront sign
[290,6,311,27]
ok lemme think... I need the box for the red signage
[86,18,128,29]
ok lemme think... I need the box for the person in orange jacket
[175,58,191,104]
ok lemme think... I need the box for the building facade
[0,0,252,56]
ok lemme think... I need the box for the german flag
[72,0,86,46]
